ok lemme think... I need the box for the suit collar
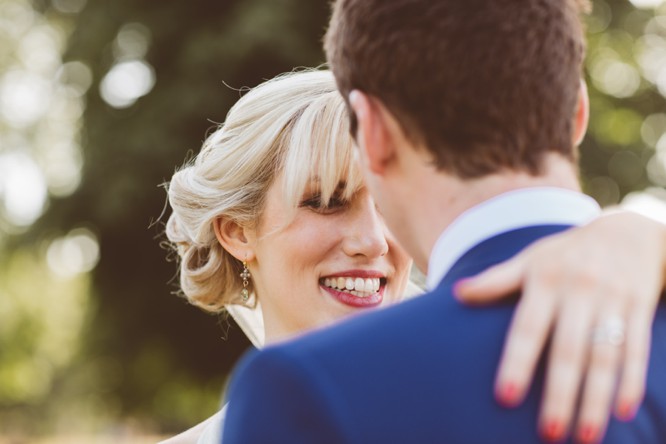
[436,225,574,292]
[426,187,600,290]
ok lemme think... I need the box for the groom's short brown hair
[325,0,590,178]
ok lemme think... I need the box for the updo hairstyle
[165,69,362,312]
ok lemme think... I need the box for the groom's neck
[407,153,581,272]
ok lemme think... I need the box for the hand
[454,210,666,443]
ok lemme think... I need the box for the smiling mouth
[319,276,387,308]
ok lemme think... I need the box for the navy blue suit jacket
[222,225,666,443]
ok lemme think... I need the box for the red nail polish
[497,381,520,407]
[576,423,599,444]
[541,420,565,442]
[616,400,637,421]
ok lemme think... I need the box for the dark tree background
[49,0,329,423]
[50,0,332,431]
[2,0,666,439]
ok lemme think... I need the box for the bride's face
[247,174,412,343]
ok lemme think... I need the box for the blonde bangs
[281,90,362,212]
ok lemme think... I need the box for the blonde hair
[165,69,362,312]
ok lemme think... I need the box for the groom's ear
[572,79,589,147]
[349,90,397,175]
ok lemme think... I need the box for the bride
[163,69,413,443]
[162,69,665,443]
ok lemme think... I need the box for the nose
[341,193,389,259]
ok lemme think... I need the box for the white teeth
[323,276,383,294]
[345,278,354,290]
[355,278,365,292]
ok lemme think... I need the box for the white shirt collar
[425,187,601,290]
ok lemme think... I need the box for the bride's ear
[213,217,255,262]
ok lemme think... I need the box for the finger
[615,306,654,421]
[454,253,527,304]
[574,310,625,444]
[539,300,595,442]
[495,274,557,407]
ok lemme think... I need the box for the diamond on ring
[591,316,625,346]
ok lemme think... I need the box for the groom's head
[325,0,590,267]
[325,0,589,177]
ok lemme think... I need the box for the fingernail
[452,278,471,299]
[541,419,565,442]
[496,381,521,407]
[576,423,600,444]
[616,400,637,421]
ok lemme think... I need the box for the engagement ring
[591,316,626,347]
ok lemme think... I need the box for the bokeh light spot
[114,23,151,60]
[57,61,93,97]
[591,58,640,98]
[17,25,63,73]
[0,70,52,127]
[0,152,48,226]
[52,0,87,14]
[629,0,665,9]
[99,60,155,109]
[641,113,666,148]
[0,1,36,39]
[47,228,100,278]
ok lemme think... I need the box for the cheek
[272,218,342,274]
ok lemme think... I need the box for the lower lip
[320,284,384,308]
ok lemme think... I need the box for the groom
[223,0,666,442]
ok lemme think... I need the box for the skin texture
[216,171,412,344]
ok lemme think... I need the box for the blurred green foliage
[1,0,332,436]
[2,0,666,438]
[581,1,666,204]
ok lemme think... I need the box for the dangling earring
[240,260,251,302]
